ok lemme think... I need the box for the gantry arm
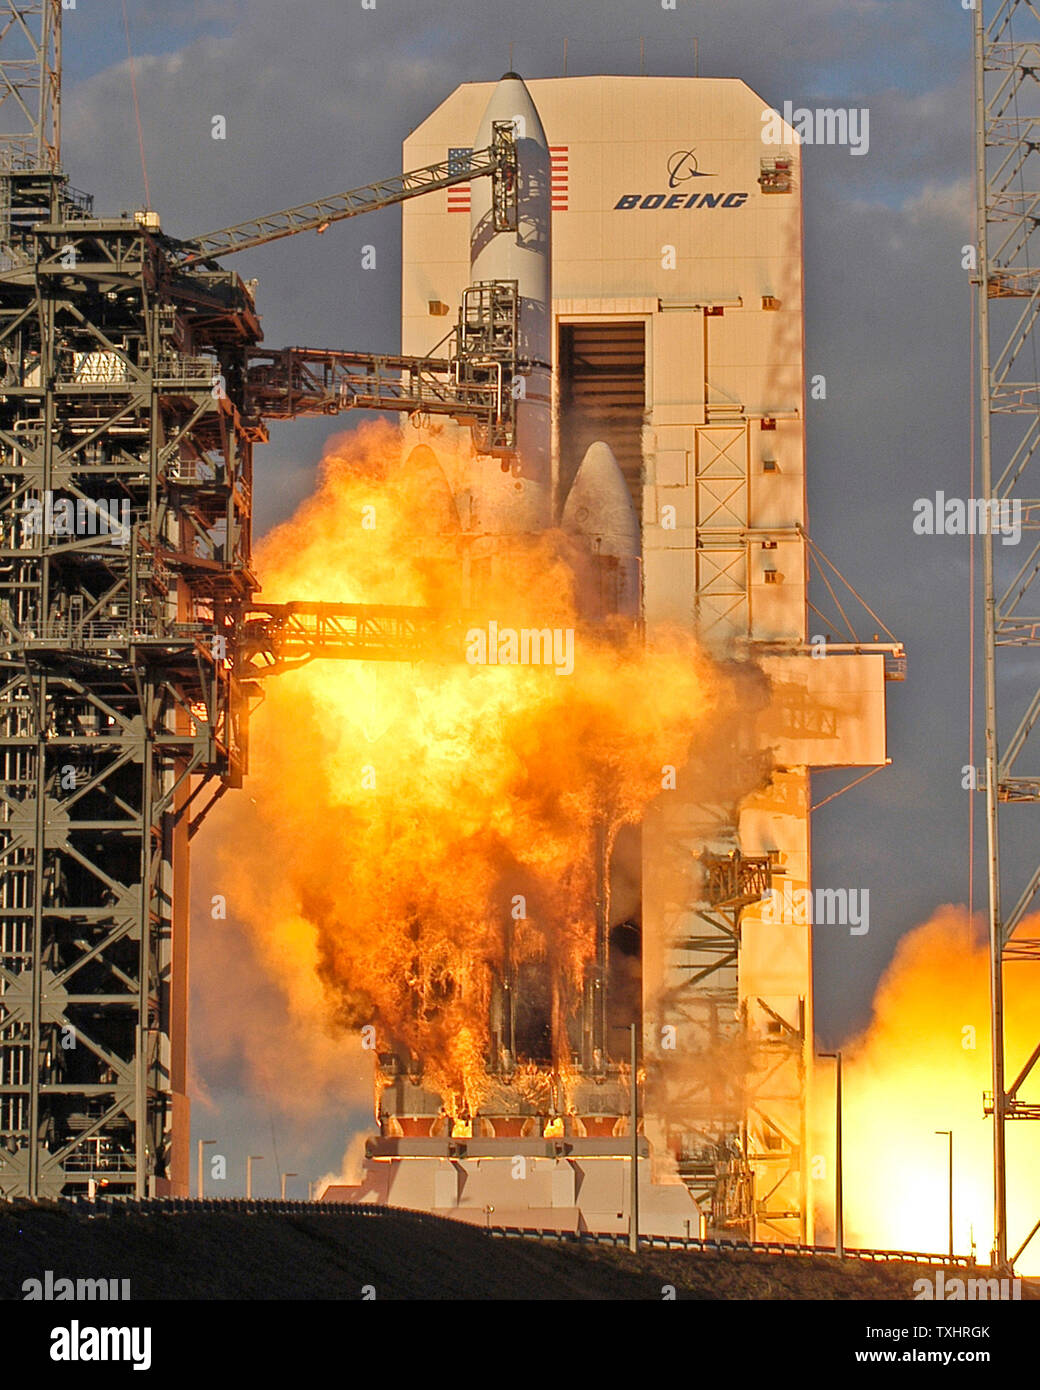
[175,128,517,265]
[237,602,456,676]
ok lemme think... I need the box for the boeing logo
[614,191,749,210]
[667,149,713,185]
[618,147,747,209]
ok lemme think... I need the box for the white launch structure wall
[402,76,890,1242]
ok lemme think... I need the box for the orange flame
[198,421,767,1118]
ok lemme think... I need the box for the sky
[49,0,1013,1196]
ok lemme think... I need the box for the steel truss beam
[246,337,517,456]
[246,278,523,455]
[975,0,1040,1271]
[238,602,447,676]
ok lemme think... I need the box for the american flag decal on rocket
[447,146,569,212]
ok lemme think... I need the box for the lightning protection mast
[973,0,1040,1274]
[0,0,60,170]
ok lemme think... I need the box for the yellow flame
[199,421,766,1116]
[814,904,1040,1273]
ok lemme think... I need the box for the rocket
[466,72,553,535]
[385,76,644,1135]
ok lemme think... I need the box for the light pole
[612,1022,640,1254]
[629,1022,639,1254]
[819,1051,844,1258]
[197,1138,215,1200]
[936,1130,953,1261]
[246,1154,263,1199]
[280,1171,297,1201]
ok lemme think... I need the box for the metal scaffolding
[0,170,258,1197]
[647,817,808,1242]
[973,0,1040,1271]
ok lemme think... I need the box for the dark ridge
[5,1203,1031,1301]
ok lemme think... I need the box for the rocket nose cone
[561,442,641,557]
[474,71,549,148]
[469,68,552,420]
[399,443,461,533]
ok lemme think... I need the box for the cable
[809,763,888,813]
[798,526,898,641]
[970,268,977,940]
[121,0,151,210]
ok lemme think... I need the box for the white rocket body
[428,74,640,619]
[466,73,553,535]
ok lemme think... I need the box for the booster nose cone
[562,442,641,559]
[398,443,460,533]
[562,442,642,619]
[466,72,552,535]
